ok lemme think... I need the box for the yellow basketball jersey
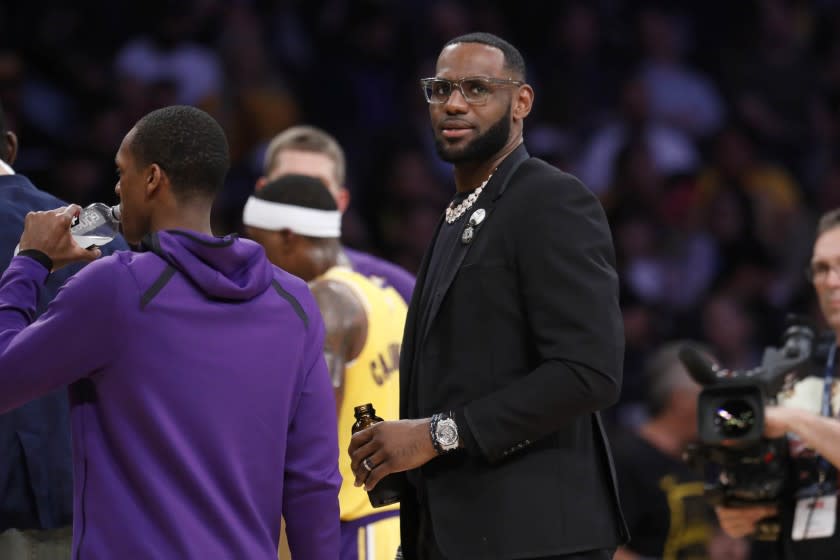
[321,266,406,521]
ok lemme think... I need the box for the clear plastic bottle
[70,203,121,249]
[13,203,120,256]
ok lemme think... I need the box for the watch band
[17,249,53,272]
[430,411,458,455]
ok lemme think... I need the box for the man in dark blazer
[349,33,628,560]
[0,103,126,558]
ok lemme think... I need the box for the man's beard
[434,106,511,164]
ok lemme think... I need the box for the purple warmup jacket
[0,230,340,559]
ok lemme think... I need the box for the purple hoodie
[0,230,340,559]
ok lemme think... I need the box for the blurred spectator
[531,2,617,140]
[637,5,725,138]
[217,3,300,164]
[606,136,716,312]
[697,126,801,253]
[658,175,719,312]
[603,137,665,218]
[815,158,840,215]
[574,76,699,195]
[612,341,750,560]
[612,209,668,307]
[697,125,810,309]
[722,0,818,176]
[115,0,223,107]
[612,295,661,429]
[374,148,448,272]
[701,293,762,371]
[210,2,301,236]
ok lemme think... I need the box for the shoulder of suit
[0,175,67,211]
[509,157,595,199]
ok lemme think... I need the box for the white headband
[242,196,341,237]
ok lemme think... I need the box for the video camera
[680,322,817,446]
[678,319,833,539]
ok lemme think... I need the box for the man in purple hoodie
[0,106,341,559]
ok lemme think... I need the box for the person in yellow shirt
[695,125,802,249]
[244,173,404,560]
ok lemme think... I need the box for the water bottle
[70,203,121,249]
[13,203,120,256]
[351,403,402,507]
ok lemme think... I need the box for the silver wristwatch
[431,413,459,454]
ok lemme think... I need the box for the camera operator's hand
[763,406,796,439]
[761,405,840,469]
[715,505,779,538]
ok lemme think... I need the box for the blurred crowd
[1,0,838,425]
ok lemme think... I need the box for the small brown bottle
[352,403,402,507]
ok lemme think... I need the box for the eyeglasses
[805,261,840,283]
[420,76,523,105]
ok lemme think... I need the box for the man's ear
[4,131,18,166]
[255,176,268,191]
[512,84,534,122]
[335,187,350,213]
[145,163,163,198]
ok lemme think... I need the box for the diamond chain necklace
[445,172,494,224]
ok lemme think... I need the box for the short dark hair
[817,208,840,237]
[444,32,526,80]
[257,174,338,211]
[129,105,230,199]
[645,340,708,417]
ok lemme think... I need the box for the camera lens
[713,400,757,438]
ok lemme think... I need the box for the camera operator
[715,208,840,558]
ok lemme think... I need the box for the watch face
[436,418,458,447]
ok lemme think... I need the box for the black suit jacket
[399,145,629,559]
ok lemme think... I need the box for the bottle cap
[353,403,375,417]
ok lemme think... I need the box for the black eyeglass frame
[805,261,840,283]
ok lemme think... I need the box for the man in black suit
[349,32,628,559]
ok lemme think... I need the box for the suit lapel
[400,215,443,416]
[420,145,531,344]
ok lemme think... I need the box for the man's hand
[763,405,797,439]
[349,419,437,490]
[764,406,814,438]
[707,529,750,560]
[18,206,101,270]
[762,405,840,469]
[715,505,779,538]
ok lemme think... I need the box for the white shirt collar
[0,159,15,175]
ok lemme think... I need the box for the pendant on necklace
[461,208,487,245]
[461,226,474,245]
